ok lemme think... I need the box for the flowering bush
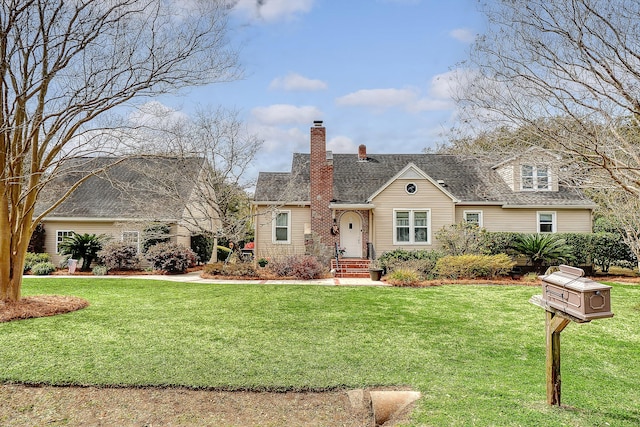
[144,242,196,274]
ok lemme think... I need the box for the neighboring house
[252,121,595,262]
[36,156,220,265]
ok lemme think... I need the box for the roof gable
[367,163,460,203]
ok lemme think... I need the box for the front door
[340,212,362,258]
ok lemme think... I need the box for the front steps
[331,258,371,278]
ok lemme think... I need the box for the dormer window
[521,165,549,191]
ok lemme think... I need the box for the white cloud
[336,88,418,109]
[251,104,322,125]
[449,28,475,43]
[336,83,456,113]
[233,0,314,22]
[269,73,328,91]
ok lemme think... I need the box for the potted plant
[369,259,384,281]
[257,257,269,268]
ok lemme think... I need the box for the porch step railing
[331,258,371,278]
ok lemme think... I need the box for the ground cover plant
[1,278,638,426]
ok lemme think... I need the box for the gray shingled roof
[38,156,205,220]
[254,153,594,207]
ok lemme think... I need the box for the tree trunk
[0,194,33,303]
[208,237,218,263]
[1,249,26,303]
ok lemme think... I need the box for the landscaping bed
[0,384,376,427]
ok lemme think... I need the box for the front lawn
[1,278,638,426]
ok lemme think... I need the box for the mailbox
[540,265,613,321]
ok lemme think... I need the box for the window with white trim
[122,231,140,253]
[273,210,291,244]
[521,165,550,190]
[463,210,483,227]
[56,230,74,254]
[537,211,556,233]
[394,209,430,244]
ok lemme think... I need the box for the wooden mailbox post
[530,265,613,406]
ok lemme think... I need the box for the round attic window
[406,182,417,194]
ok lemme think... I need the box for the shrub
[435,223,488,255]
[289,255,325,280]
[24,252,51,273]
[30,261,56,276]
[482,232,522,255]
[58,232,108,271]
[98,241,140,271]
[92,265,108,276]
[268,254,326,280]
[203,262,258,277]
[592,232,637,272]
[191,234,214,264]
[557,233,593,266]
[377,249,444,277]
[433,254,514,279]
[484,232,596,266]
[144,242,196,274]
[386,268,422,286]
[267,256,294,277]
[28,223,46,253]
[513,234,574,272]
[142,223,171,252]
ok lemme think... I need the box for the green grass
[1,278,639,426]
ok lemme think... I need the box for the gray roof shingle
[254,153,594,207]
[38,156,205,220]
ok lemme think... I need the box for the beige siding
[494,165,515,191]
[42,221,124,265]
[370,178,455,253]
[454,206,592,233]
[41,220,185,266]
[254,205,311,259]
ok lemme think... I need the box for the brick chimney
[309,121,335,245]
[358,144,367,161]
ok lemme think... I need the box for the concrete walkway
[27,271,389,286]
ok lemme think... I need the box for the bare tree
[0,0,240,302]
[590,189,640,270]
[117,106,261,260]
[453,0,640,194]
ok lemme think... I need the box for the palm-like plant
[58,233,108,271]
[513,234,574,273]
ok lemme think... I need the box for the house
[252,121,595,268]
[37,156,220,265]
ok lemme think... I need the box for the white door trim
[340,212,362,258]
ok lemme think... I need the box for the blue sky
[159,0,485,181]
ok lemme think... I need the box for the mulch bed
[0,295,89,323]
